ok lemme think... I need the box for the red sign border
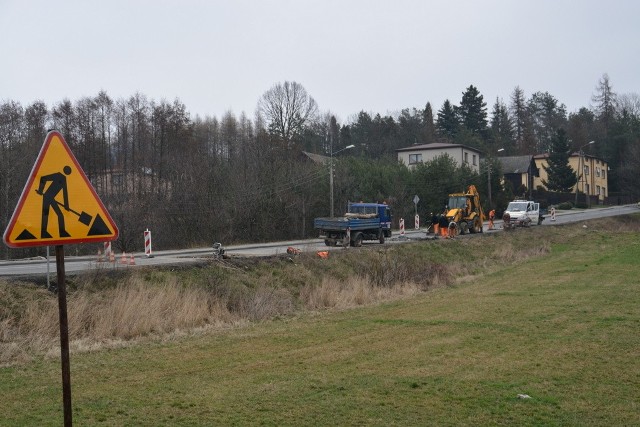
[3,130,119,248]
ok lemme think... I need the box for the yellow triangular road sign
[3,130,119,248]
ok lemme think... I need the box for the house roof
[498,156,533,174]
[533,152,607,163]
[395,142,481,153]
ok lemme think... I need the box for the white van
[503,200,542,228]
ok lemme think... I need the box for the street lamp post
[488,148,504,208]
[574,140,595,206]
[330,144,355,217]
[528,156,533,200]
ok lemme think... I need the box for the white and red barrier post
[103,242,112,259]
[415,214,420,230]
[400,218,405,236]
[144,229,153,257]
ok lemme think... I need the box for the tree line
[1,76,639,259]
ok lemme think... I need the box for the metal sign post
[55,245,72,427]
[413,195,420,229]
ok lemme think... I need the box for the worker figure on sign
[550,206,556,221]
[488,209,496,230]
[35,165,73,238]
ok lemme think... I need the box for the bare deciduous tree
[257,81,318,147]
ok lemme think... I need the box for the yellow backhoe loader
[445,185,485,235]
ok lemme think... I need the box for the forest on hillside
[1,74,639,259]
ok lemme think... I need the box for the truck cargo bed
[313,217,381,231]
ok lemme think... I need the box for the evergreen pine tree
[542,128,577,192]
[457,85,487,136]
[422,102,436,143]
[436,100,458,140]
[489,97,514,152]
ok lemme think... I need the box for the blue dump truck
[314,202,392,247]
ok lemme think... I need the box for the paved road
[1,204,637,278]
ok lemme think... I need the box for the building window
[603,187,606,197]
[596,185,601,195]
[602,168,606,178]
[464,152,469,163]
[472,154,477,166]
[584,165,589,175]
[596,167,600,177]
[409,154,422,165]
[585,183,590,194]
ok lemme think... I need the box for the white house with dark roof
[396,143,482,173]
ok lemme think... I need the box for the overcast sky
[1,0,638,123]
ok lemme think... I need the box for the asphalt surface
[1,204,638,278]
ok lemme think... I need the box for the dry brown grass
[1,275,241,364]
[300,276,421,310]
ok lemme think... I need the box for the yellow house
[533,153,609,202]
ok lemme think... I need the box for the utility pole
[487,163,492,208]
[574,141,595,206]
[329,144,355,217]
[487,148,504,208]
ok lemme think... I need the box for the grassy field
[1,216,639,425]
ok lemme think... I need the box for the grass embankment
[1,216,639,425]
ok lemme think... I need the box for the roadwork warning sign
[3,130,118,248]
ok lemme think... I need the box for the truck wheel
[352,232,363,247]
[324,239,336,247]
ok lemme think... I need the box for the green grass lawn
[1,223,639,426]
